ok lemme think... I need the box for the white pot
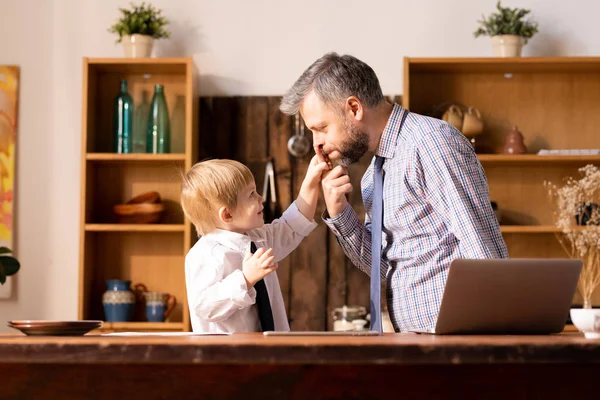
[570,308,600,339]
[121,34,154,58]
[491,35,525,57]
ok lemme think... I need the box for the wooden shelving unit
[404,56,600,305]
[78,57,198,331]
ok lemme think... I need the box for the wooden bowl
[126,191,161,204]
[113,203,166,224]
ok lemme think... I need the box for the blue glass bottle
[113,80,134,153]
[146,84,171,153]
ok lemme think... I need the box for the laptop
[410,258,582,335]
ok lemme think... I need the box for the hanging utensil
[262,157,281,223]
[287,113,311,158]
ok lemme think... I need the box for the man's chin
[338,157,356,167]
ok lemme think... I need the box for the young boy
[180,156,330,333]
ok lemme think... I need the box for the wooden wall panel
[198,96,372,331]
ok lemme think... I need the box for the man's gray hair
[280,52,384,116]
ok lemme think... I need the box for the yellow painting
[0,66,18,244]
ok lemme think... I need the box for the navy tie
[250,242,275,331]
[370,156,384,334]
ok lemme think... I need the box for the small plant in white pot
[545,165,600,338]
[474,1,539,57]
[108,2,171,58]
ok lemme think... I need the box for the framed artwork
[0,66,18,248]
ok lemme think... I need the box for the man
[280,52,509,333]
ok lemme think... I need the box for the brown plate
[8,320,103,336]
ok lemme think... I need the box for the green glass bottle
[113,80,134,153]
[146,84,171,154]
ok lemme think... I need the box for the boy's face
[228,181,265,233]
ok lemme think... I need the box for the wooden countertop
[1,332,599,365]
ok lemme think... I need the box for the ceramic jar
[102,280,136,322]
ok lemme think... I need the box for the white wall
[0,0,598,326]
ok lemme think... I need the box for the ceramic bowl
[570,308,600,339]
[113,202,166,224]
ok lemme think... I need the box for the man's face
[301,90,369,167]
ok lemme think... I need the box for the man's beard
[336,120,369,167]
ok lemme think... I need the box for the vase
[146,84,171,154]
[113,80,134,154]
[102,280,135,322]
[492,35,524,57]
[121,34,154,58]
[503,126,527,154]
[570,308,600,339]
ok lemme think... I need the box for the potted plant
[108,2,171,58]
[473,1,539,57]
[545,165,600,338]
[0,247,20,285]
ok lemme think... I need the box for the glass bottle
[113,80,134,153]
[146,84,171,154]
[133,90,150,153]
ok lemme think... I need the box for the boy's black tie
[250,242,275,331]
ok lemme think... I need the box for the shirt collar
[205,228,267,254]
[375,103,407,159]
[206,229,252,254]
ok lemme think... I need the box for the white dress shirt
[185,201,318,333]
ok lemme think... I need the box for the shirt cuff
[322,203,361,237]
[229,269,256,306]
[281,201,318,237]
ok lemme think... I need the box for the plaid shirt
[324,103,509,332]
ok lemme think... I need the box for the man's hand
[316,146,352,217]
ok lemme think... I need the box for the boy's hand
[303,154,331,189]
[242,247,278,288]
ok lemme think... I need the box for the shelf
[500,226,592,233]
[84,57,191,74]
[500,226,560,233]
[85,224,185,232]
[478,154,600,164]
[98,322,185,331]
[86,153,186,162]
[404,56,600,73]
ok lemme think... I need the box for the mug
[144,292,177,322]
[441,105,463,130]
[461,106,484,138]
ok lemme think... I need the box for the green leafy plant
[0,247,19,285]
[474,1,539,43]
[108,2,171,43]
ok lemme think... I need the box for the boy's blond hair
[181,159,255,236]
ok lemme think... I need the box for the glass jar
[332,305,367,332]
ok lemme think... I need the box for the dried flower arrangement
[545,164,600,308]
